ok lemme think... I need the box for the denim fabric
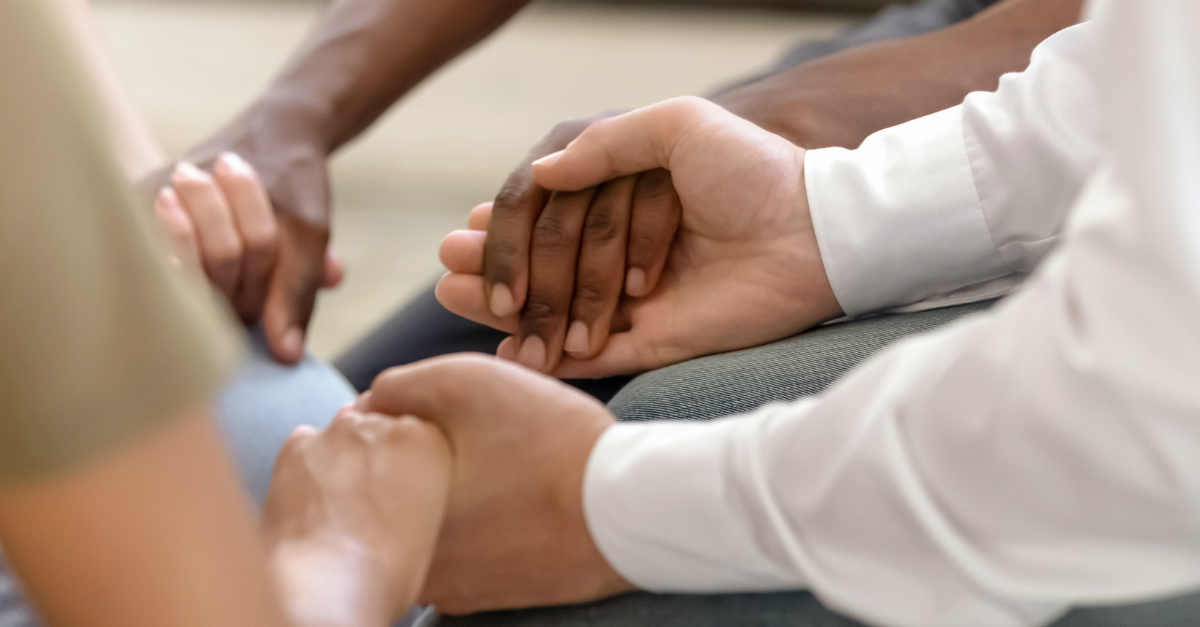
[0,331,356,626]
[215,330,357,507]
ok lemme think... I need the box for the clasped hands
[438,96,842,377]
[259,98,844,627]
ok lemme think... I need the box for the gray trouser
[430,301,1200,627]
[0,332,358,627]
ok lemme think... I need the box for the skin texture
[155,155,345,324]
[0,410,293,627]
[263,409,453,627]
[475,0,1085,375]
[143,0,532,364]
[358,355,629,615]
[438,97,841,378]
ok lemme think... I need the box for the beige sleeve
[0,0,240,483]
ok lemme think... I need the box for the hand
[474,113,685,373]
[144,104,334,364]
[438,97,843,378]
[152,152,344,360]
[358,354,632,615]
[262,407,452,627]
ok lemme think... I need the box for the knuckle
[627,230,665,256]
[492,182,527,211]
[532,218,572,252]
[572,279,609,307]
[482,239,523,281]
[671,95,711,116]
[582,209,620,244]
[635,170,674,202]
[241,227,279,259]
[522,297,561,325]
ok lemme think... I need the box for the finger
[624,169,681,297]
[362,354,521,428]
[214,152,279,322]
[482,118,595,320]
[497,335,519,361]
[434,272,519,334]
[322,249,345,288]
[154,186,203,276]
[517,188,596,373]
[439,229,486,274]
[171,161,244,297]
[552,331,661,379]
[482,174,549,319]
[467,202,492,231]
[531,96,728,192]
[565,176,635,358]
[262,218,328,364]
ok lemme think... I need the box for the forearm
[201,0,529,158]
[718,0,1084,149]
[0,410,291,627]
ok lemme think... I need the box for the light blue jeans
[0,332,357,627]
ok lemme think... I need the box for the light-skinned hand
[358,354,631,614]
[262,407,451,627]
[438,97,843,378]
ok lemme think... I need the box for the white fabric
[583,4,1200,626]
[806,23,1101,317]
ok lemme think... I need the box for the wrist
[268,534,397,627]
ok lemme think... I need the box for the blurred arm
[189,0,531,162]
[718,0,1085,151]
[0,410,291,627]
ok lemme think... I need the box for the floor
[95,1,852,359]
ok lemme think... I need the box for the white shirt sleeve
[584,3,1200,626]
[806,23,1101,317]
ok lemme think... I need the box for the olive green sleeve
[0,0,241,483]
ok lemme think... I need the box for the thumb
[530,96,724,192]
[360,354,507,428]
[262,220,327,364]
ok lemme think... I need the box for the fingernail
[217,151,253,176]
[516,335,546,371]
[532,150,564,168]
[565,321,590,355]
[626,267,647,296]
[173,161,208,182]
[490,283,516,317]
[281,328,304,359]
[497,335,519,360]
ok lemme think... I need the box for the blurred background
[93,0,872,358]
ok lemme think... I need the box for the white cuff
[583,417,810,593]
[805,107,1011,317]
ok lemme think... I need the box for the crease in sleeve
[805,107,1012,318]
